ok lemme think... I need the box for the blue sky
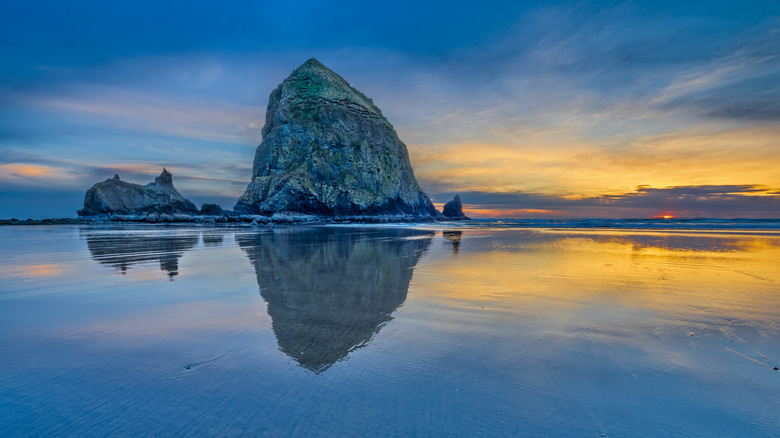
[1,0,779,218]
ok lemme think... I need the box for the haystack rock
[235,58,440,219]
[441,194,471,220]
[77,169,199,216]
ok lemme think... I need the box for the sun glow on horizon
[410,125,780,200]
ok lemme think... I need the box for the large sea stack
[77,169,198,216]
[235,58,439,219]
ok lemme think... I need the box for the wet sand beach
[1,224,778,436]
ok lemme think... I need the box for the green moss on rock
[235,59,439,218]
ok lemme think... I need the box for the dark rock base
[1,212,444,226]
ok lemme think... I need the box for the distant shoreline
[3,216,780,231]
[0,213,447,226]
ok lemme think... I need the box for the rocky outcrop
[77,169,198,216]
[235,58,440,219]
[441,195,470,220]
[199,203,224,216]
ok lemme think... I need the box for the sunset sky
[1,0,779,218]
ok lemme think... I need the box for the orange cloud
[409,124,780,198]
[463,208,562,218]
[0,163,74,182]
[1,164,56,177]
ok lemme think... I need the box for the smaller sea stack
[441,195,470,220]
[78,169,198,216]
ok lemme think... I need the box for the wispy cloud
[651,29,780,122]
[0,163,77,183]
[9,86,264,145]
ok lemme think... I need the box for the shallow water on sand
[1,225,779,436]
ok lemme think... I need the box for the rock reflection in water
[201,233,224,247]
[443,231,462,254]
[237,227,433,373]
[84,230,199,279]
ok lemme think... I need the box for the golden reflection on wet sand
[1,225,779,436]
[0,263,63,280]
[415,229,780,338]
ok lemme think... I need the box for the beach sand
[1,225,778,436]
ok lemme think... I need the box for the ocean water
[0,223,779,436]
